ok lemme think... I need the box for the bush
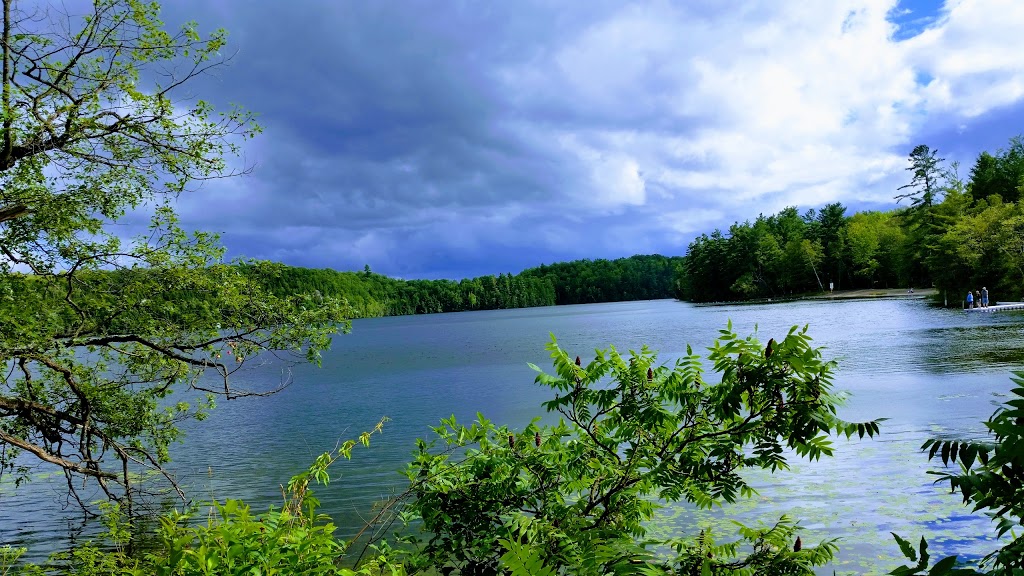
[401,324,881,575]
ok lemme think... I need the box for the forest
[249,253,683,317]
[676,137,1024,305]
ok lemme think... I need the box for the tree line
[248,254,683,317]
[519,254,684,304]
[675,136,1024,305]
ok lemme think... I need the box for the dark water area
[3,298,1024,573]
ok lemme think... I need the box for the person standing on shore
[975,290,981,308]
[967,290,974,308]
[982,287,989,307]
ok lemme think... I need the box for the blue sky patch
[887,0,945,41]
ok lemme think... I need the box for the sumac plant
[402,324,882,575]
[890,373,1024,576]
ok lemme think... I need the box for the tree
[847,211,906,288]
[896,145,946,209]
[896,145,948,287]
[968,137,1024,205]
[847,212,882,285]
[811,203,849,290]
[678,230,731,301]
[402,325,881,575]
[968,151,1002,203]
[0,0,350,512]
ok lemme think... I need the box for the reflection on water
[3,298,1024,573]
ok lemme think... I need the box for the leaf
[892,532,917,562]
[927,555,958,575]
[958,444,976,471]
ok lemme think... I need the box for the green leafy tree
[897,145,946,209]
[677,231,732,301]
[807,203,850,290]
[969,152,1003,204]
[967,137,1024,205]
[521,255,683,305]
[848,211,908,288]
[896,145,948,286]
[783,237,823,293]
[995,205,1024,292]
[928,201,1017,304]
[402,325,881,575]
[0,0,351,511]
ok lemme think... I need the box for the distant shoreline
[693,287,938,306]
[808,287,938,300]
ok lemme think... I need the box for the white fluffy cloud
[501,0,1024,220]
[908,0,1024,116]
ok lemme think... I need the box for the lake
[3,297,1023,573]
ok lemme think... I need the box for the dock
[965,302,1024,313]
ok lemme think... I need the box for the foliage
[401,324,882,574]
[140,418,398,576]
[669,516,839,575]
[967,137,1024,205]
[886,372,1024,576]
[0,0,351,511]
[896,145,946,209]
[4,420,402,576]
[848,211,907,286]
[519,254,685,305]
[260,264,557,316]
[0,546,26,576]
[677,204,868,302]
[913,373,1024,573]
[887,534,980,576]
[674,135,1024,305]
[253,255,683,318]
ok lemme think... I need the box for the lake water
[3,297,1023,573]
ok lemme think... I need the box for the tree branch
[0,428,117,480]
[0,203,28,223]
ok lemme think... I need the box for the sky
[149,0,1024,279]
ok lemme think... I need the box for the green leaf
[928,555,958,575]
[892,532,917,562]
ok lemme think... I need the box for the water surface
[3,298,1023,573]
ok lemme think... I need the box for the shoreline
[808,287,938,300]
[694,287,939,306]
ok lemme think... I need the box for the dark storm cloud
[161,1,616,273]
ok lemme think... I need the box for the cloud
[556,134,647,210]
[147,0,1024,278]
[907,0,1024,116]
